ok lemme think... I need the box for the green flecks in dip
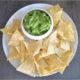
[23,10,51,36]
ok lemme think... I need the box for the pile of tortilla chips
[1,4,75,77]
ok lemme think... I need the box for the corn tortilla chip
[60,40,70,51]
[28,40,42,56]
[0,19,21,37]
[8,30,24,46]
[16,56,37,76]
[48,4,63,27]
[34,54,64,75]
[7,47,20,61]
[59,51,72,73]
[57,19,74,41]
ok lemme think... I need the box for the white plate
[2,3,78,77]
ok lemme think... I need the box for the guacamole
[23,10,51,36]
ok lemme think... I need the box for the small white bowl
[21,9,53,40]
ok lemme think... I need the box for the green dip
[23,10,51,36]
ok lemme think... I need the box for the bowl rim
[21,8,53,40]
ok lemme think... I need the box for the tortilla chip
[59,51,72,73]
[16,56,37,76]
[8,30,24,46]
[34,55,48,76]
[55,48,66,57]
[7,47,20,61]
[42,31,59,54]
[34,54,64,75]
[40,31,61,57]
[61,51,72,65]
[0,19,21,37]
[57,19,74,41]
[47,45,63,57]
[20,41,29,63]
[47,44,56,55]
[7,31,29,63]
[13,40,29,63]
[28,40,42,56]
[47,30,70,57]
[53,10,63,28]
[15,45,21,53]
[20,41,28,53]
[55,40,70,57]
[42,37,50,50]
[44,54,64,71]
[49,31,60,45]
[19,52,28,63]
[42,31,57,53]
[60,40,70,51]
[49,4,62,13]
[34,52,42,62]
[46,31,60,55]
[35,52,72,75]
[48,4,63,27]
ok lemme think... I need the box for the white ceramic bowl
[21,9,53,40]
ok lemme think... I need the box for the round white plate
[2,3,78,77]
